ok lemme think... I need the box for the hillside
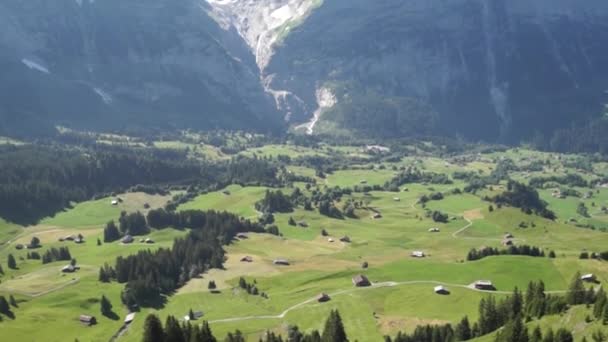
[1,134,608,341]
[0,0,281,136]
[266,0,608,142]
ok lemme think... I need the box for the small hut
[428,228,440,233]
[474,280,495,291]
[434,285,450,295]
[273,259,290,266]
[121,235,134,244]
[352,275,371,287]
[317,293,331,303]
[411,251,425,258]
[240,256,253,263]
[340,236,351,243]
[581,274,596,282]
[124,313,136,324]
[79,315,97,326]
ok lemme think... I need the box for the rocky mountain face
[0,0,281,136]
[1,0,607,142]
[263,0,608,141]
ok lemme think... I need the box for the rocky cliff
[0,0,281,135]
[264,0,608,141]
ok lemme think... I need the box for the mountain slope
[265,0,608,141]
[0,0,282,136]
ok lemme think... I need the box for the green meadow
[1,146,608,341]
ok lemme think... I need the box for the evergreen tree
[0,264,4,274]
[200,321,217,342]
[554,328,573,342]
[225,330,246,342]
[592,329,607,342]
[100,295,113,317]
[495,316,528,342]
[548,251,556,258]
[455,316,472,341]
[103,220,121,243]
[7,254,17,269]
[208,281,217,290]
[594,287,607,319]
[9,295,17,308]
[0,295,10,314]
[189,309,195,320]
[97,238,102,246]
[530,326,542,342]
[165,315,185,342]
[321,310,348,342]
[566,272,586,305]
[143,314,164,342]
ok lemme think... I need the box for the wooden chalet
[352,275,371,287]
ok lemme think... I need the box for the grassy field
[2,145,608,341]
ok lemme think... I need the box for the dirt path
[209,280,567,324]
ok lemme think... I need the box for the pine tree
[208,281,217,290]
[100,295,113,317]
[530,326,542,342]
[0,295,10,315]
[143,314,164,342]
[566,272,586,305]
[199,321,216,342]
[594,287,607,319]
[7,254,17,269]
[455,316,472,341]
[165,315,185,342]
[321,310,348,342]
[189,309,195,320]
[0,264,4,274]
[9,295,17,308]
[542,329,554,342]
[97,238,102,246]
[496,316,529,342]
[554,328,573,342]
[592,329,607,342]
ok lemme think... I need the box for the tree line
[98,210,263,308]
[466,245,547,261]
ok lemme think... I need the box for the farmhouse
[428,227,440,233]
[360,180,368,184]
[74,236,84,244]
[474,280,495,290]
[273,259,290,266]
[184,311,204,321]
[236,233,248,239]
[62,264,79,273]
[124,313,136,324]
[352,275,371,287]
[121,235,134,244]
[504,233,514,239]
[240,256,253,262]
[79,315,97,326]
[297,221,309,228]
[222,190,231,195]
[434,286,449,295]
[581,274,596,282]
[328,238,334,243]
[411,251,425,258]
[393,197,400,202]
[144,238,154,244]
[111,200,118,206]
[340,236,351,243]
[502,239,514,246]
[371,213,382,219]
[317,293,331,303]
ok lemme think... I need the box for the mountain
[1,0,607,143]
[0,0,281,136]
[262,0,608,142]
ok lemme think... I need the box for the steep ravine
[204,0,324,125]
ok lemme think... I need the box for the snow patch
[21,58,50,74]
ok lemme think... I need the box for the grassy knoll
[177,185,268,219]
[0,218,23,245]
[41,192,174,229]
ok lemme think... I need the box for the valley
[1,133,607,341]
